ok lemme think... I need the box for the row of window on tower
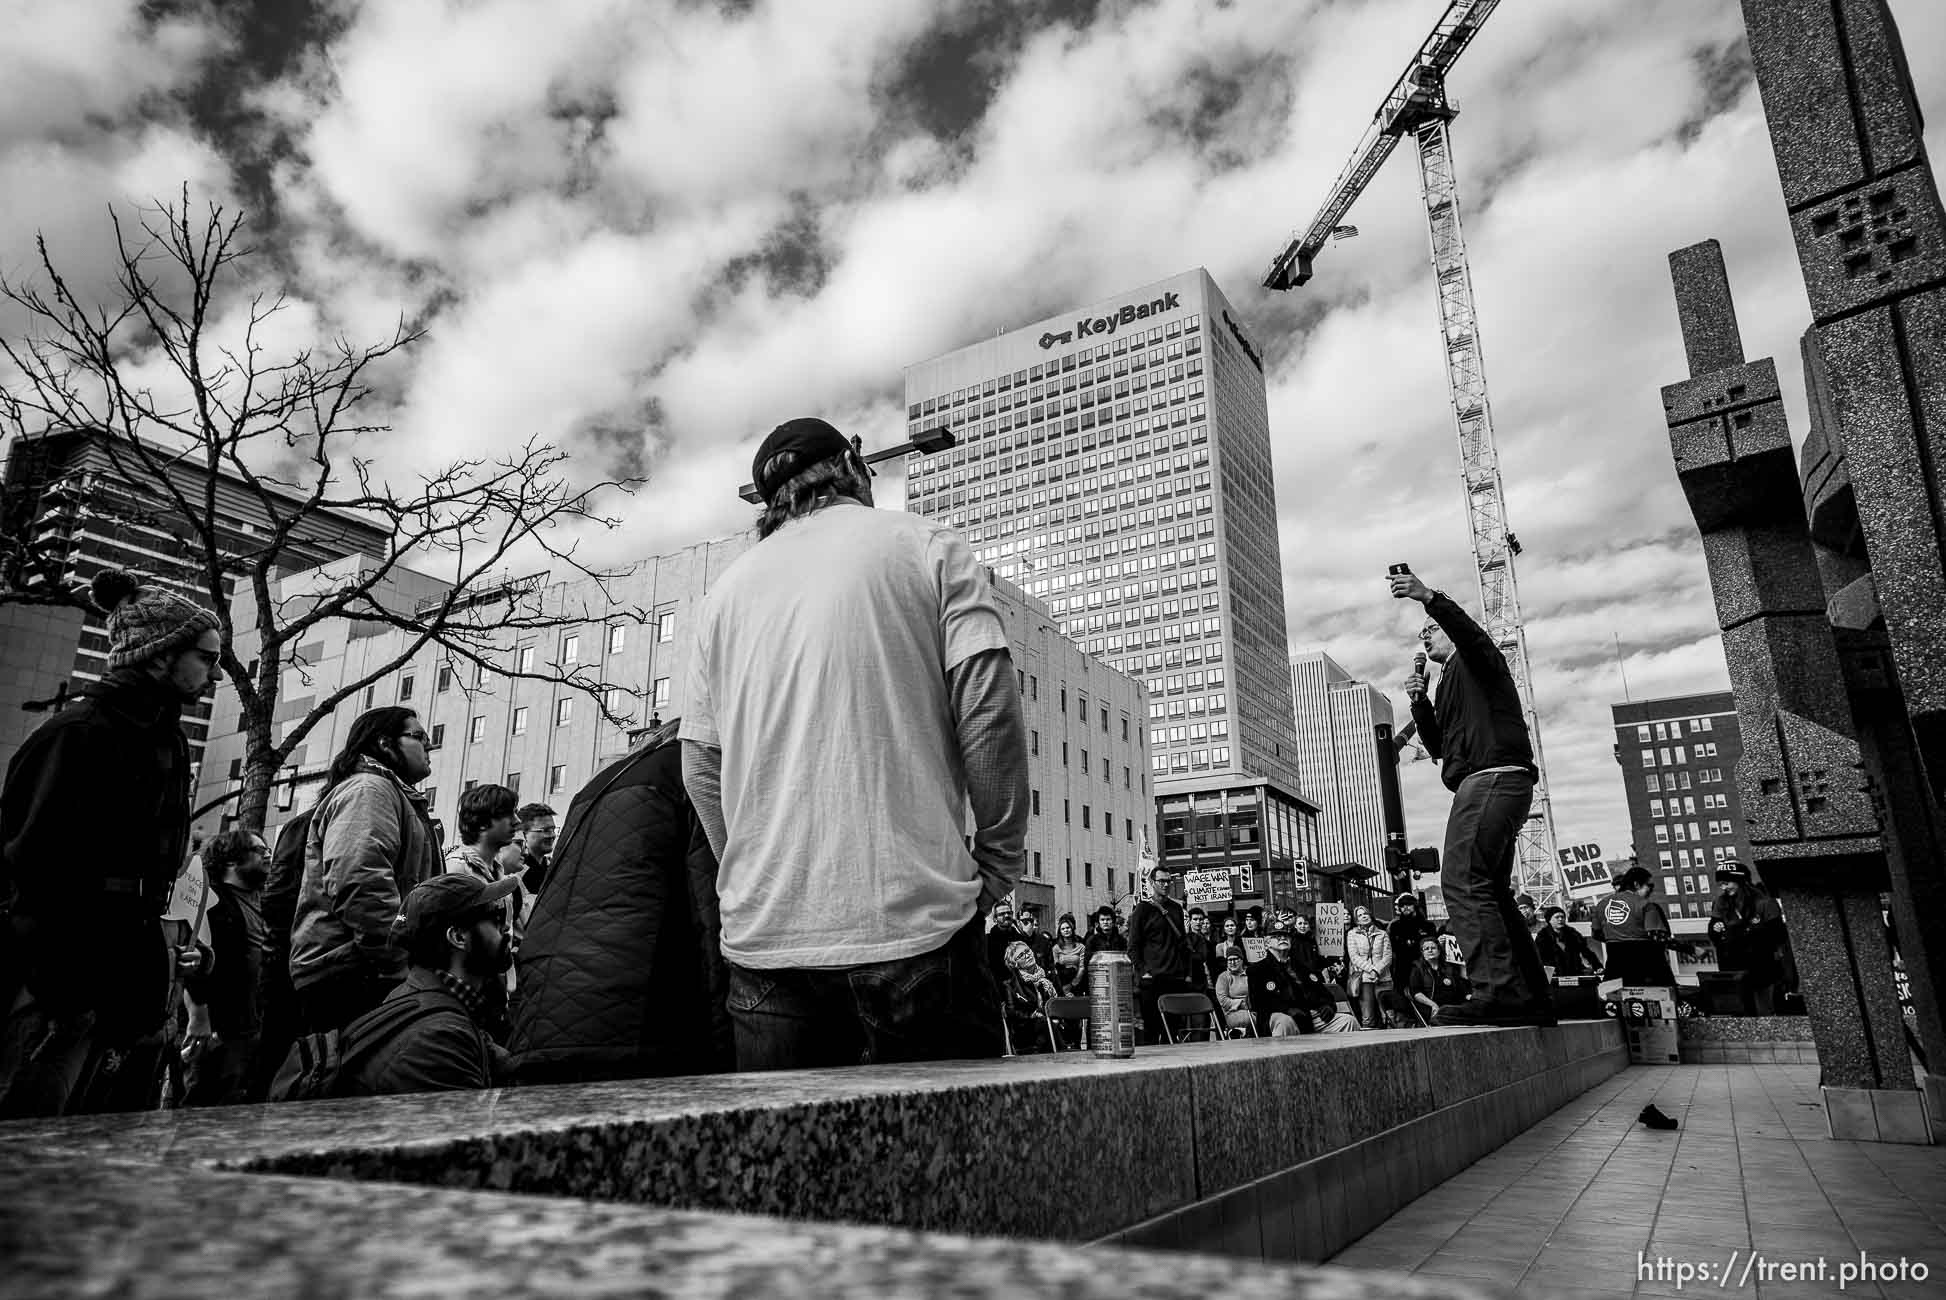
[907,313,1204,423]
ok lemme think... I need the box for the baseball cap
[1714,861,1752,883]
[751,418,856,502]
[396,873,522,945]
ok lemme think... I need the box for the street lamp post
[737,426,958,504]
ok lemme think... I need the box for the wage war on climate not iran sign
[1558,842,1615,901]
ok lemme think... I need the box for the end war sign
[1557,842,1615,900]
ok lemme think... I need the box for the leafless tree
[0,193,643,829]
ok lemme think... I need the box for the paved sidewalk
[1328,1064,1946,1299]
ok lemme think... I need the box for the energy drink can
[1088,949,1136,1058]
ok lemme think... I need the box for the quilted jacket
[506,723,732,1081]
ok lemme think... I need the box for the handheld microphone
[1411,651,1427,699]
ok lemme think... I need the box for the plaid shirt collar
[439,971,489,1025]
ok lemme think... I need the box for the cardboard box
[1616,985,1680,1064]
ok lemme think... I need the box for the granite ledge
[0,1023,1620,1237]
[0,1026,1623,1299]
[0,1148,1525,1300]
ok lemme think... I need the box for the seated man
[340,874,518,1096]
[1214,949,1257,1035]
[1244,923,1310,1036]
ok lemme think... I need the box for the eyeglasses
[399,730,431,745]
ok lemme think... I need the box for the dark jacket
[1535,923,1598,977]
[1245,955,1302,1018]
[184,879,266,1038]
[261,809,312,957]
[1083,927,1127,961]
[1710,888,1786,977]
[507,726,732,1082]
[1127,895,1198,984]
[1388,914,1437,981]
[1410,592,1536,791]
[987,923,1022,979]
[341,967,498,1097]
[1286,931,1324,979]
[0,671,191,1037]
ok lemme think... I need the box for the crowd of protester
[0,422,1784,1117]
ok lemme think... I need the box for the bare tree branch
[1,193,645,830]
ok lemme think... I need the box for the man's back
[343,970,495,1096]
[687,501,1007,969]
[1594,889,1666,943]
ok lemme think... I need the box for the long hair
[755,449,869,539]
[325,706,418,793]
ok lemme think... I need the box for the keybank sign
[1038,290,1182,350]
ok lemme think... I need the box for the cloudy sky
[6,0,1944,867]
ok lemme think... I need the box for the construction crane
[1263,0,1566,909]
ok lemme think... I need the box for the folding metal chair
[1044,995,1091,1052]
[1156,991,1226,1044]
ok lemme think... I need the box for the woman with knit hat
[0,569,222,1117]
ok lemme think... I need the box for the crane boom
[1264,0,1500,291]
[1263,0,1565,909]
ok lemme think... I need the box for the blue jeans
[1441,770,1550,1007]
[728,916,1004,1071]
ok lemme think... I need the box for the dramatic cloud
[5,0,1944,863]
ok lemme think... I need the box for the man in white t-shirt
[682,417,1030,1071]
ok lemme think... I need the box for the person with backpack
[288,708,440,1034]
[273,873,515,1100]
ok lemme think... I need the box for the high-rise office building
[901,268,1303,794]
[0,428,392,769]
[1611,691,1753,920]
[1290,651,1396,875]
[901,268,1310,914]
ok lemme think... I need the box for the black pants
[1606,941,1675,988]
[1441,770,1550,1007]
[1137,974,1199,1044]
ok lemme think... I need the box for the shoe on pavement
[1639,1104,1679,1130]
[1433,998,1555,1027]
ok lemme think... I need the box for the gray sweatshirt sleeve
[680,739,727,863]
[948,647,1030,914]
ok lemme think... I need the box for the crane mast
[1264,0,1565,908]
